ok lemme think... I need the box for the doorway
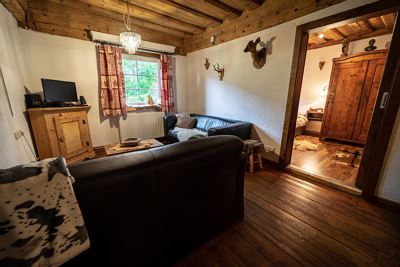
[280,1,400,197]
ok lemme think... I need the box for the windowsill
[127,104,162,113]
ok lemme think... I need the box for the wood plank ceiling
[308,13,396,50]
[1,0,349,55]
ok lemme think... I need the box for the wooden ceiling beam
[308,27,393,50]
[76,0,203,34]
[171,0,241,21]
[27,0,184,49]
[218,0,260,11]
[1,0,36,29]
[309,33,328,44]
[127,0,222,27]
[35,22,91,41]
[44,0,191,38]
[16,0,28,11]
[361,19,374,32]
[1,0,27,27]
[330,28,345,39]
[250,0,265,7]
[381,14,394,28]
[185,0,346,53]
[204,0,242,18]
[320,29,340,40]
[367,16,385,29]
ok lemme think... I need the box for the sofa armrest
[163,114,177,137]
[207,122,252,140]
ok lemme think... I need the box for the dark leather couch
[164,113,252,142]
[64,136,245,267]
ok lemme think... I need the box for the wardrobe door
[321,61,369,142]
[352,58,386,143]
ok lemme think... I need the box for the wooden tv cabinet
[27,106,95,164]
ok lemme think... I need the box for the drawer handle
[59,137,65,143]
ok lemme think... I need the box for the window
[122,54,160,106]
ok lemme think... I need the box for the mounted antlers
[213,63,224,81]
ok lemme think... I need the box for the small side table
[243,140,263,174]
[104,139,164,156]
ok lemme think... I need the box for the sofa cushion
[193,116,232,132]
[170,127,207,142]
[176,116,196,129]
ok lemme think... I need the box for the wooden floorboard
[291,135,362,188]
[173,168,400,267]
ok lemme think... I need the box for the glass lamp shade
[120,31,141,54]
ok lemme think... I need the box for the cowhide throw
[0,157,90,267]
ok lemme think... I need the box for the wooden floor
[290,135,363,189]
[174,168,400,267]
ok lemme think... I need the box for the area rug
[333,148,363,167]
[293,139,318,151]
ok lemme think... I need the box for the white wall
[185,0,400,203]
[0,4,36,168]
[186,0,377,160]
[19,29,121,147]
[174,55,189,112]
[299,34,392,113]
[19,29,188,147]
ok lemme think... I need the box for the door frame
[279,0,400,198]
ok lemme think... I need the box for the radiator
[120,112,164,140]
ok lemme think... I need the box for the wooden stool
[243,140,263,174]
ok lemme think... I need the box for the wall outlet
[14,129,23,140]
[264,145,275,153]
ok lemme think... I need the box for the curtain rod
[93,39,175,55]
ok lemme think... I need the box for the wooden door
[321,61,369,141]
[53,112,91,160]
[352,58,387,143]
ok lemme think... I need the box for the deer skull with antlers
[213,64,224,81]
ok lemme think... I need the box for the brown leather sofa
[63,136,245,267]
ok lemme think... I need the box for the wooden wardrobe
[320,50,387,144]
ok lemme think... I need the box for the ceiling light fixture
[120,1,141,54]
[318,33,325,39]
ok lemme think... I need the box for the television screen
[42,79,78,102]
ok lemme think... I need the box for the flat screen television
[42,78,78,103]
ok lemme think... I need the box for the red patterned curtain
[97,45,127,116]
[160,54,175,113]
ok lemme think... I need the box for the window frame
[122,53,161,108]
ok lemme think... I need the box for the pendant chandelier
[120,1,141,54]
